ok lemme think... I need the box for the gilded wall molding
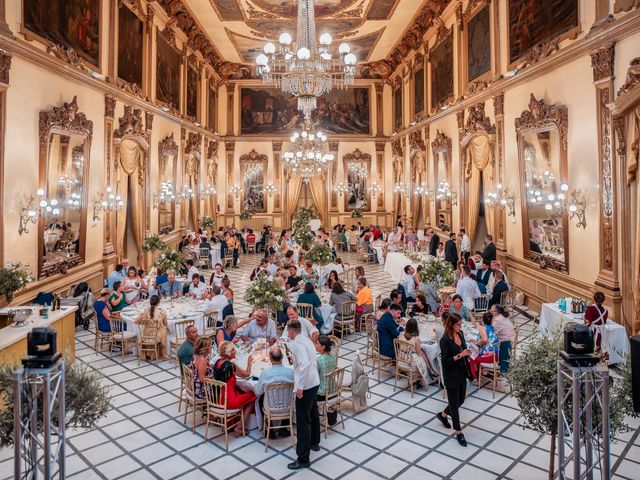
[38,96,93,154]
[0,49,11,85]
[46,45,89,73]
[105,95,116,119]
[463,102,495,138]
[617,57,640,96]
[514,94,568,150]
[239,149,267,165]
[159,132,179,157]
[114,105,146,140]
[591,44,616,82]
[185,132,202,155]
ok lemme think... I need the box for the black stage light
[559,323,599,367]
[22,327,61,368]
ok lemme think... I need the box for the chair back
[264,382,294,415]
[109,317,127,334]
[323,367,346,399]
[182,363,196,398]
[139,321,158,343]
[296,303,314,320]
[199,247,210,258]
[370,328,381,356]
[204,313,218,337]
[327,334,341,359]
[341,301,356,321]
[203,378,228,410]
[474,294,490,314]
[175,319,195,344]
[393,338,416,370]
[500,289,515,313]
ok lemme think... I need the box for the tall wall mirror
[343,148,371,211]
[158,133,178,235]
[431,131,452,231]
[516,94,569,271]
[39,97,92,278]
[240,149,267,212]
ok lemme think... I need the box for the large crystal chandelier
[282,122,334,181]
[255,0,357,117]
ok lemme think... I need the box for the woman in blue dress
[215,315,251,346]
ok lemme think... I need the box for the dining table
[288,290,337,334]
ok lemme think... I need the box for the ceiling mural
[188,0,415,64]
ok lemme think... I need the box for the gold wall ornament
[114,105,145,139]
[104,95,116,119]
[185,132,202,155]
[514,40,560,70]
[590,44,616,82]
[617,57,640,97]
[46,45,89,72]
[0,49,10,85]
[463,102,495,137]
[514,94,568,150]
[38,96,93,154]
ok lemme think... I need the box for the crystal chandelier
[255,0,357,117]
[283,122,334,181]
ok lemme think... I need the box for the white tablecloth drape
[384,252,433,283]
[538,302,629,364]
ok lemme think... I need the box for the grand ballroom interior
[2,0,640,479]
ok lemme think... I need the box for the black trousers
[295,385,320,462]
[232,248,239,267]
[444,381,467,431]
[462,251,470,264]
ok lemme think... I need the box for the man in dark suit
[444,233,458,270]
[428,229,440,257]
[482,235,497,264]
[489,271,509,307]
[477,260,492,286]
[377,304,403,359]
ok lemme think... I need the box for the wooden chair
[203,378,245,451]
[362,314,376,364]
[93,315,112,352]
[203,313,218,339]
[478,343,502,398]
[199,248,212,269]
[474,294,490,317]
[373,294,382,311]
[317,367,347,438]
[247,237,256,254]
[333,301,356,337]
[296,303,314,321]
[327,334,341,361]
[500,289,516,316]
[178,355,186,412]
[138,321,160,365]
[370,329,394,380]
[393,339,421,398]
[170,319,195,365]
[181,364,207,432]
[262,382,295,452]
[223,250,234,269]
[109,317,137,361]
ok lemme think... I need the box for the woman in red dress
[584,291,608,351]
[214,341,257,436]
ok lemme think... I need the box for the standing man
[459,228,471,264]
[428,229,440,257]
[444,233,458,270]
[286,320,320,470]
[482,234,497,264]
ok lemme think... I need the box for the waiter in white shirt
[286,320,320,470]
[455,265,481,310]
[459,228,471,264]
[401,265,417,302]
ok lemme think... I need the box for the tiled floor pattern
[2,250,639,480]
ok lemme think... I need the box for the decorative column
[375,142,385,212]
[456,109,465,229]
[0,51,9,265]
[591,44,621,319]
[226,87,234,135]
[330,141,339,212]
[0,1,13,37]
[493,92,507,253]
[226,141,235,214]
[272,141,282,213]
[145,8,155,99]
[103,95,116,256]
[375,84,384,136]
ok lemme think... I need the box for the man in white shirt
[266,257,278,276]
[286,320,320,470]
[188,274,207,299]
[456,265,481,310]
[387,227,401,252]
[459,228,471,263]
[401,265,416,302]
[202,285,228,321]
[282,306,319,342]
[185,259,199,281]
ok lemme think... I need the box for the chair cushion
[113,332,137,340]
[207,406,241,415]
[479,362,497,369]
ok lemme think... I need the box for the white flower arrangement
[244,272,287,313]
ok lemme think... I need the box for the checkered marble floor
[2,251,639,480]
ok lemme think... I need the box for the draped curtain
[465,136,494,243]
[183,154,199,230]
[116,140,144,263]
[309,176,327,226]
[286,175,303,227]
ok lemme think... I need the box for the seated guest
[467,251,483,272]
[106,264,126,288]
[109,281,130,312]
[188,273,207,299]
[529,239,543,254]
[221,276,234,303]
[209,263,226,287]
[255,347,294,438]
[488,271,509,307]
[468,312,499,380]
[436,242,446,261]
[300,261,319,288]
[449,294,475,323]
[584,291,608,351]
[390,289,404,314]
[315,336,338,401]
[250,258,269,281]
[353,266,365,292]
[490,305,516,373]
[329,282,357,320]
[154,269,168,288]
[282,306,319,342]
[297,282,323,329]
[240,308,278,345]
[456,266,481,310]
[401,266,417,302]
[202,285,229,321]
[216,315,251,346]
[185,259,199,281]
[470,273,487,295]
[286,265,303,292]
[477,260,492,287]
[94,288,115,332]
[199,236,211,250]
[355,277,374,315]
[135,295,169,359]
[325,270,339,290]
[375,298,392,325]
[159,270,183,298]
[377,303,404,359]
[411,294,430,316]
[190,337,214,399]
[400,318,434,385]
[214,342,256,436]
[177,325,198,367]
[415,265,439,313]
[122,266,143,303]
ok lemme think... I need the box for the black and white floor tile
[2,251,639,479]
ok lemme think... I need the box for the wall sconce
[18,189,63,235]
[393,183,408,197]
[535,183,587,229]
[436,180,457,206]
[201,184,217,199]
[367,183,383,198]
[229,184,241,200]
[413,182,431,198]
[334,182,349,195]
[264,184,277,197]
[485,183,516,217]
[153,181,176,209]
[175,185,195,205]
[93,186,123,222]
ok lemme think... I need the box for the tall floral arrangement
[292,206,316,248]
[417,258,454,289]
[244,272,286,313]
[307,243,333,266]
[141,234,167,253]
[0,263,32,304]
[153,249,184,273]
[200,216,215,230]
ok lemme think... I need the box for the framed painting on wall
[508,0,578,66]
[467,5,491,82]
[430,30,453,110]
[413,67,425,116]
[23,0,100,68]
[186,63,199,119]
[310,88,370,134]
[240,88,302,134]
[117,5,143,87]
[394,86,402,131]
[156,32,180,110]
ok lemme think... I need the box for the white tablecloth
[384,252,433,283]
[289,292,337,334]
[539,302,629,364]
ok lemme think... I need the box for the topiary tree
[292,206,317,249]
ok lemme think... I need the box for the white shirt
[456,276,481,310]
[202,294,228,319]
[387,232,400,252]
[189,282,207,299]
[460,234,471,253]
[281,316,318,341]
[187,266,199,281]
[266,263,278,276]
[401,273,416,298]
[289,334,320,391]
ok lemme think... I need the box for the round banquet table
[384,251,433,283]
[288,290,337,334]
[119,297,208,349]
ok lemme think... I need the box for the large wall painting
[240,88,369,134]
[117,6,143,87]
[467,5,491,81]
[366,0,400,20]
[430,30,453,110]
[211,0,244,21]
[23,0,100,67]
[156,33,180,109]
[249,0,357,17]
[508,0,578,65]
[186,63,198,118]
[414,67,425,116]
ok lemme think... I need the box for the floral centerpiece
[417,258,454,289]
[351,208,364,219]
[292,206,316,248]
[0,263,32,304]
[0,361,110,448]
[239,211,253,221]
[307,243,333,267]
[153,249,184,273]
[200,216,215,230]
[244,272,286,313]
[141,234,167,253]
